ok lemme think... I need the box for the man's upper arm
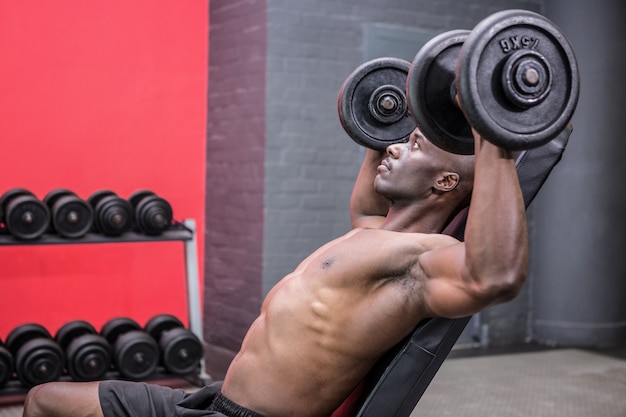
[417,242,489,319]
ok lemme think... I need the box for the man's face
[374,127,448,203]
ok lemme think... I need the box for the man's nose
[386,143,402,158]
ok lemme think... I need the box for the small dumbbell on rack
[54,320,112,381]
[100,317,159,380]
[43,189,94,239]
[144,314,203,376]
[128,190,173,235]
[0,188,50,240]
[5,323,65,387]
[87,190,133,236]
[0,338,14,388]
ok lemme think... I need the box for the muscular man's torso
[221,228,458,417]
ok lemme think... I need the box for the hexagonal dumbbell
[5,323,65,387]
[100,317,159,380]
[0,338,14,388]
[144,314,203,376]
[55,320,112,381]
[0,188,50,240]
[128,190,173,235]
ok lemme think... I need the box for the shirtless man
[22,124,527,417]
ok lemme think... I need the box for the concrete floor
[411,348,626,417]
[1,347,625,417]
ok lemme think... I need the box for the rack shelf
[0,218,211,399]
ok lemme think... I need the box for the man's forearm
[463,134,528,301]
[350,149,389,227]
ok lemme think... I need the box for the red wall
[0,1,208,338]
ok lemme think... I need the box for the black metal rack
[0,218,211,401]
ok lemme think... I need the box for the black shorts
[99,380,264,417]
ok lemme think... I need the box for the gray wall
[262,0,542,347]
[207,0,626,376]
[531,0,626,347]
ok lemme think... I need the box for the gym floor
[1,345,625,417]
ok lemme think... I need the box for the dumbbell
[101,317,159,380]
[144,314,203,376]
[87,190,133,236]
[0,188,50,240]
[0,338,14,388]
[5,323,65,387]
[128,190,173,235]
[337,57,416,151]
[338,10,579,155]
[43,189,94,239]
[54,320,112,381]
[406,9,579,154]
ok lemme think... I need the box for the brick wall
[204,0,267,378]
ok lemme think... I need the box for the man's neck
[380,199,458,234]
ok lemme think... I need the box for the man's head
[374,127,474,210]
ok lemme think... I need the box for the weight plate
[43,188,74,208]
[15,338,64,387]
[457,9,579,150]
[87,190,116,209]
[55,320,97,351]
[1,189,33,228]
[144,314,184,341]
[101,317,142,345]
[407,30,473,155]
[160,328,203,376]
[95,196,132,236]
[128,190,155,209]
[5,195,50,240]
[114,331,159,380]
[135,196,173,235]
[51,195,94,238]
[6,323,52,354]
[66,334,112,381]
[0,345,13,388]
[338,57,416,151]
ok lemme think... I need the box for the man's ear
[434,172,460,192]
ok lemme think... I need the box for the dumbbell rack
[0,218,212,401]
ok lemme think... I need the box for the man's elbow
[475,270,527,305]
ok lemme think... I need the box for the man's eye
[412,141,419,150]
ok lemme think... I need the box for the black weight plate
[128,190,155,209]
[51,195,94,238]
[101,317,142,345]
[457,9,579,150]
[0,188,33,216]
[0,345,13,388]
[66,334,112,381]
[114,330,159,380]
[144,314,184,341]
[55,320,97,351]
[338,57,416,151]
[160,327,203,376]
[5,195,50,240]
[135,196,173,235]
[95,196,133,236]
[16,338,64,387]
[407,30,473,155]
[43,188,74,208]
[6,323,52,354]
[87,190,116,209]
